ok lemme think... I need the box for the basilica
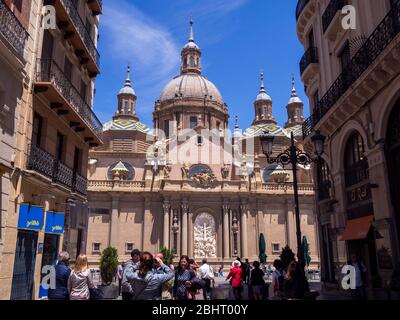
[86,21,318,269]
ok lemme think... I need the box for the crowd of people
[46,249,322,301]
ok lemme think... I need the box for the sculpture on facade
[194,213,217,258]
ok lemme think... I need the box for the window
[317,159,331,201]
[56,132,65,161]
[164,120,170,138]
[197,135,203,145]
[344,132,369,187]
[190,116,197,129]
[41,30,54,60]
[64,58,73,82]
[124,101,128,113]
[339,41,351,72]
[272,243,280,254]
[80,80,87,101]
[216,121,221,131]
[73,147,81,175]
[189,55,195,67]
[92,242,101,253]
[125,242,134,253]
[89,208,110,215]
[32,112,43,148]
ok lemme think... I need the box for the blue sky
[94,0,309,130]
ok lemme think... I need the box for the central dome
[159,72,224,105]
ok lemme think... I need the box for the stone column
[240,202,248,258]
[181,200,189,255]
[222,202,230,259]
[163,200,171,248]
[109,195,120,247]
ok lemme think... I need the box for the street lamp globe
[259,131,275,156]
[311,130,326,157]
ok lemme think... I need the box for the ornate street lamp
[259,130,325,269]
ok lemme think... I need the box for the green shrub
[159,246,174,266]
[99,246,119,285]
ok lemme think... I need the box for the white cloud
[101,1,180,84]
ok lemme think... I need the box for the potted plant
[98,246,119,299]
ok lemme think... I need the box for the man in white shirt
[199,258,214,300]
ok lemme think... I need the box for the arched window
[344,132,368,187]
[344,132,372,219]
[317,159,331,201]
[190,55,195,67]
[123,101,128,113]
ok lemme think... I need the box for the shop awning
[340,215,374,241]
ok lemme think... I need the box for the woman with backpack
[271,259,285,299]
[67,254,96,300]
[226,260,244,300]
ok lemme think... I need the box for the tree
[99,246,119,285]
[280,245,296,270]
[159,246,175,266]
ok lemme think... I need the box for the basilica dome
[159,73,224,105]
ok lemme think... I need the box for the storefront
[10,204,44,300]
[38,211,65,299]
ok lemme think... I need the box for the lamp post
[259,130,325,269]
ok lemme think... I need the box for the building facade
[86,21,319,270]
[296,0,400,297]
[0,0,103,300]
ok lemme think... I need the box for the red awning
[340,215,374,241]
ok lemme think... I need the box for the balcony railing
[300,46,319,76]
[303,0,400,138]
[296,0,310,20]
[36,59,103,138]
[322,0,348,33]
[27,144,88,195]
[0,0,28,59]
[60,0,100,68]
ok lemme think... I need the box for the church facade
[86,21,318,269]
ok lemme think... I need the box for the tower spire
[259,72,266,93]
[124,64,132,88]
[189,16,194,42]
[291,74,297,97]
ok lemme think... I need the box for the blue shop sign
[17,204,44,231]
[45,211,65,234]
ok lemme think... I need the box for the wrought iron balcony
[34,59,103,144]
[300,46,319,76]
[0,0,28,60]
[322,0,348,33]
[59,0,100,71]
[296,0,310,20]
[87,0,102,15]
[27,144,88,196]
[302,0,400,138]
[73,172,88,196]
